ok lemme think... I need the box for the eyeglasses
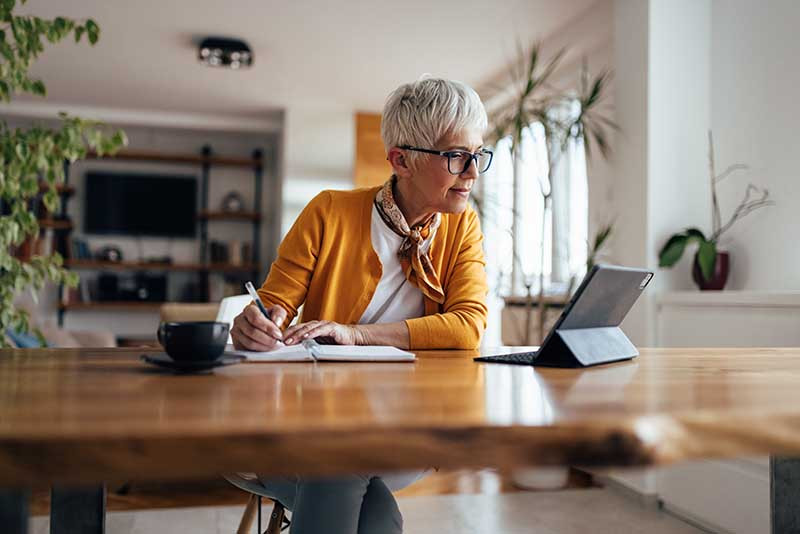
[399,145,494,175]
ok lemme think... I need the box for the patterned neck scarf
[374,176,444,304]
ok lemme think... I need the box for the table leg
[50,485,106,534]
[0,488,29,534]
[771,456,800,533]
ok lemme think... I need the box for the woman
[230,77,491,534]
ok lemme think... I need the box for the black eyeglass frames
[399,145,493,175]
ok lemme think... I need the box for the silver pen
[245,281,284,344]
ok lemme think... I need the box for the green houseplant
[0,0,126,346]
[486,44,617,343]
[658,131,773,290]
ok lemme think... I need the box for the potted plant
[0,0,126,346]
[486,44,617,343]
[658,131,773,290]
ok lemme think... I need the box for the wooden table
[2,346,800,532]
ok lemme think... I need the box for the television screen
[84,171,197,237]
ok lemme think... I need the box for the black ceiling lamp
[198,37,253,69]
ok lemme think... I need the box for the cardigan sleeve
[256,191,330,328]
[404,208,489,350]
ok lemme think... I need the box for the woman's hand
[283,320,362,346]
[230,303,288,351]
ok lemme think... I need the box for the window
[475,118,588,347]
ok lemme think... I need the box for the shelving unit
[65,259,259,273]
[56,145,264,326]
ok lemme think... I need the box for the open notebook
[225,338,415,362]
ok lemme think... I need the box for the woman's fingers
[237,317,277,348]
[244,304,283,340]
[284,321,330,345]
[267,305,288,329]
[231,321,276,351]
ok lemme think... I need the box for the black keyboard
[474,351,538,365]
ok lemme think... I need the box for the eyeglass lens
[447,151,492,175]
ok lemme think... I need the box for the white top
[358,204,427,325]
[360,203,431,491]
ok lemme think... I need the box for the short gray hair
[381,78,488,162]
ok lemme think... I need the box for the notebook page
[225,343,314,362]
[310,345,415,362]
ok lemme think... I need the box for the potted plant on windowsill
[484,44,617,344]
[658,131,773,290]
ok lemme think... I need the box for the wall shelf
[38,218,73,230]
[87,149,260,169]
[57,145,265,326]
[59,301,165,312]
[197,211,261,222]
[65,260,259,273]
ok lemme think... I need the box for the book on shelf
[70,238,92,260]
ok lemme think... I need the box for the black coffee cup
[157,321,229,362]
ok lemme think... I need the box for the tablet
[475,265,653,367]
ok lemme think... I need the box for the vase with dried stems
[484,43,617,344]
[658,131,774,290]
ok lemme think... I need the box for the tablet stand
[533,326,638,367]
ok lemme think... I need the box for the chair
[159,302,219,323]
[225,474,290,534]
[217,295,292,532]
[216,294,252,343]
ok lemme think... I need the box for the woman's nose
[461,156,480,178]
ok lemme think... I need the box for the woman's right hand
[230,303,288,351]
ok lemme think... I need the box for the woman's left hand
[283,320,362,346]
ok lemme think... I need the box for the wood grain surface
[2,347,800,485]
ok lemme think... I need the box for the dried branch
[712,183,774,240]
[714,163,749,183]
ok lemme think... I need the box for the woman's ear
[387,147,413,179]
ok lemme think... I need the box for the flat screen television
[84,171,197,237]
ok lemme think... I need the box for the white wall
[710,0,800,290]
[610,0,711,347]
[281,106,355,235]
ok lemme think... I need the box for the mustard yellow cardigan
[256,186,488,349]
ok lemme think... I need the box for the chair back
[216,294,252,344]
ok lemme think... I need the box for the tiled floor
[30,488,705,534]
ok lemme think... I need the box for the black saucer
[140,352,244,373]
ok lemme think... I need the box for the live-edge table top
[1,346,799,485]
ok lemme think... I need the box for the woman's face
[408,127,483,215]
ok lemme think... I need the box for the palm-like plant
[486,44,618,344]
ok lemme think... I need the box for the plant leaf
[684,227,707,243]
[696,240,717,281]
[659,234,688,267]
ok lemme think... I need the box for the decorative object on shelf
[197,36,253,69]
[220,191,245,213]
[70,238,92,260]
[229,240,243,265]
[485,46,617,344]
[209,240,229,263]
[96,245,123,263]
[0,1,127,346]
[145,256,173,264]
[658,131,774,291]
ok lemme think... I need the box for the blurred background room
[2,1,798,532]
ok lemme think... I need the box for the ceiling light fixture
[198,37,253,69]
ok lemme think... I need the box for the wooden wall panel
[354,112,392,188]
